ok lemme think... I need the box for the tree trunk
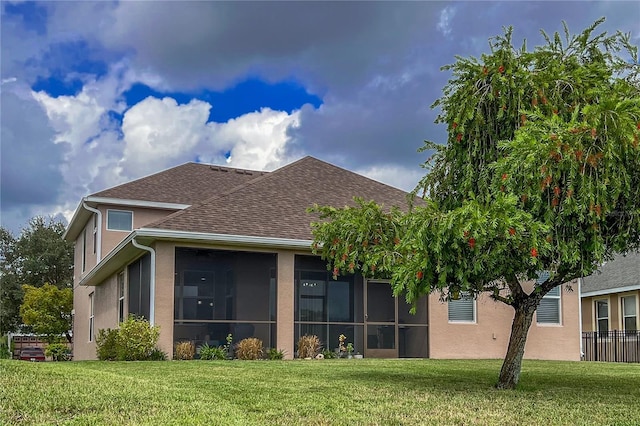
[496,302,536,389]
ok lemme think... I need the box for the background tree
[20,284,73,344]
[0,217,73,335]
[310,19,640,389]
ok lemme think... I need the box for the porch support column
[154,242,175,358]
[276,251,295,359]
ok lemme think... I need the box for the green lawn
[1,359,639,425]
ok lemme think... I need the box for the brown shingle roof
[146,156,413,240]
[92,162,267,205]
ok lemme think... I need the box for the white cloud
[355,164,424,193]
[437,6,456,37]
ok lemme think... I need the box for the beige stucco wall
[276,251,296,359]
[154,241,175,358]
[98,206,175,255]
[428,280,581,361]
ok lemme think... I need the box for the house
[580,253,639,361]
[65,156,580,360]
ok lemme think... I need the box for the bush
[149,347,167,361]
[199,343,226,360]
[96,328,119,361]
[266,348,285,360]
[174,341,195,360]
[116,316,160,361]
[297,335,321,359]
[321,349,337,359]
[0,342,11,359]
[46,343,71,361]
[235,337,263,360]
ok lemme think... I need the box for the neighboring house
[65,156,580,360]
[581,253,640,334]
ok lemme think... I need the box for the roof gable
[92,162,267,205]
[145,156,413,240]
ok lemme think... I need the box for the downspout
[131,238,156,326]
[578,278,584,359]
[82,201,102,262]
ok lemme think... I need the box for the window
[595,299,609,333]
[622,296,637,332]
[81,229,87,273]
[92,214,97,254]
[448,293,476,323]
[537,286,561,325]
[118,271,125,323]
[89,292,94,342]
[107,210,133,231]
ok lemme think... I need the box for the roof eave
[581,283,640,298]
[79,228,314,286]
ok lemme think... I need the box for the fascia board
[581,284,640,298]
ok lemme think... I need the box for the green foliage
[174,341,195,360]
[297,335,321,359]
[266,348,285,360]
[235,337,263,360]
[20,284,73,344]
[0,217,73,335]
[0,340,10,359]
[95,328,119,361]
[45,343,71,361]
[310,20,640,388]
[321,349,337,359]
[149,348,168,361]
[199,343,227,360]
[115,316,160,361]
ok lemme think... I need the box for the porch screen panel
[128,253,151,320]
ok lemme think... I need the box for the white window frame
[89,292,95,342]
[106,209,134,232]
[81,229,87,273]
[621,294,638,332]
[536,286,562,325]
[118,271,126,323]
[448,292,476,323]
[92,213,98,254]
[595,298,609,333]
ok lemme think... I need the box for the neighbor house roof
[145,156,413,240]
[581,252,640,296]
[92,162,267,205]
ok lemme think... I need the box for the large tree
[310,19,640,389]
[20,284,73,344]
[0,217,73,335]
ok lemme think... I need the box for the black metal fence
[582,331,640,362]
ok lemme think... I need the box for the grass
[1,359,639,425]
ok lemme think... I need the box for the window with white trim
[107,210,133,231]
[595,299,609,333]
[118,271,125,323]
[81,229,87,273]
[448,293,476,323]
[89,292,95,342]
[537,286,561,324]
[622,295,637,332]
[92,213,97,254]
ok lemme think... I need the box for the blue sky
[1,1,638,233]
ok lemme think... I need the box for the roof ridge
[144,156,311,229]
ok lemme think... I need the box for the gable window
[118,271,126,323]
[107,210,133,231]
[89,292,95,342]
[448,293,476,323]
[622,296,637,332]
[537,286,561,325]
[595,299,609,333]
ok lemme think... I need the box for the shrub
[266,347,285,360]
[115,316,160,361]
[297,335,321,359]
[235,337,263,360]
[174,341,195,360]
[321,349,337,359]
[46,343,71,361]
[199,343,226,360]
[149,347,168,361]
[0,342,10,359]
[96,328,119,361]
